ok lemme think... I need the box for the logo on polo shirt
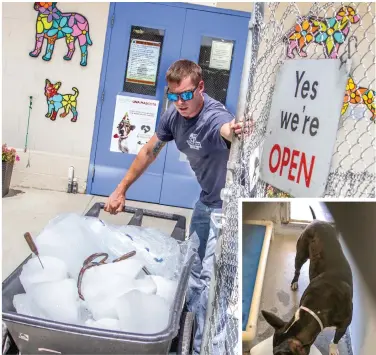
[187,133,202,150]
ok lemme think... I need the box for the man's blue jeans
[189,200,216,262]
[187,200,225,355]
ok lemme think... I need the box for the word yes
[295,71,319,100]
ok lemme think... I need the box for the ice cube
[85,297,119,320]
[19,256,68,292]
[84,218,134,257]
[80,256,146,301]
[85,318,121,331]
[150,276,178,305]
[113,225,182,280]
[133,276,157,294]
[116,290,170,334]
[101,258,145,279]
[28,279,80,324]
[13,293,46,319]
[78,300,92,325]
[36,214,106,280]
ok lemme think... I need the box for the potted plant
[2,144,20,197]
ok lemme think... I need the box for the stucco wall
[2,2,109,192]
[216,2,252,13]
[187,2,252,13]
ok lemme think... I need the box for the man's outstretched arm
[104,134,166,214]
[220,118,254,143]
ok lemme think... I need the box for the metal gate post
[200,3,265,354]
[225,2,265,189]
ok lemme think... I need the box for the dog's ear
[45,79,51,86]
[130,125,136,130]
[261,310,286,330]
[54,82,62,90]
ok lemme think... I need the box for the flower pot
[2,161,14,197]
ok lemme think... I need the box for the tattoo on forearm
[152,140,166,157]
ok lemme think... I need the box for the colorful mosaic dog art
[342,77,375,122]
[44,79,79,122]
[286,6,360,59]
[287,6,375,121]
[30,2,92,66]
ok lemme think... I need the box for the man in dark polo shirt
[105,59,247,354]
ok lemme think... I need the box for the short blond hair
[166,59,202,86]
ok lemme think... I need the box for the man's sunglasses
[167,86,198,102]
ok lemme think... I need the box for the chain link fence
[201,2,375,354]
[241,1,375,199]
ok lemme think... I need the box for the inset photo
[241,200,375,355]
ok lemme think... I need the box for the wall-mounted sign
[125,39,161,86]
[260,59,348,197]
[110,95,159,155]
[209,40,233,71]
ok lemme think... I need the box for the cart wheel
[177,312,195,355]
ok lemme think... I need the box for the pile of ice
[13,213,198,334]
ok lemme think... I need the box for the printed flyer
[110,95,159,155]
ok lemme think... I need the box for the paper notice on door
[126,39,161,86]
[209,40,233,71]
[110,95,159,155]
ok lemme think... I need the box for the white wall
[242,202,289,224]
[2,2,109,192]
[341,239,376,355]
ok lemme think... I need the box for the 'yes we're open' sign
[260,59,348,197]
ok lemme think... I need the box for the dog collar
[284,306,324,334]
[300,306,324,331]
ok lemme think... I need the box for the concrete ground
[252,209,352,355]
[2,187,193,281]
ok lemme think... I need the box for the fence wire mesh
[241,1,375,200]
[201,2,375,354]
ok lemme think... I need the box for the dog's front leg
[329,330,344,355]
[329,324,349,355]
[45,102,53,118]
[43,37,56,62]
[329,343,339,355]
[291,235,309,291]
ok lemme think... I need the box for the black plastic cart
[2,202,195,355]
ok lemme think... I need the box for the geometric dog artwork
[30,2,92,66]
[341,77,375,122]
[44,79,79,122]
[286,6,375,122]
[286,6,360,59]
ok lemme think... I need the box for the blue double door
[89,2,250,208]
